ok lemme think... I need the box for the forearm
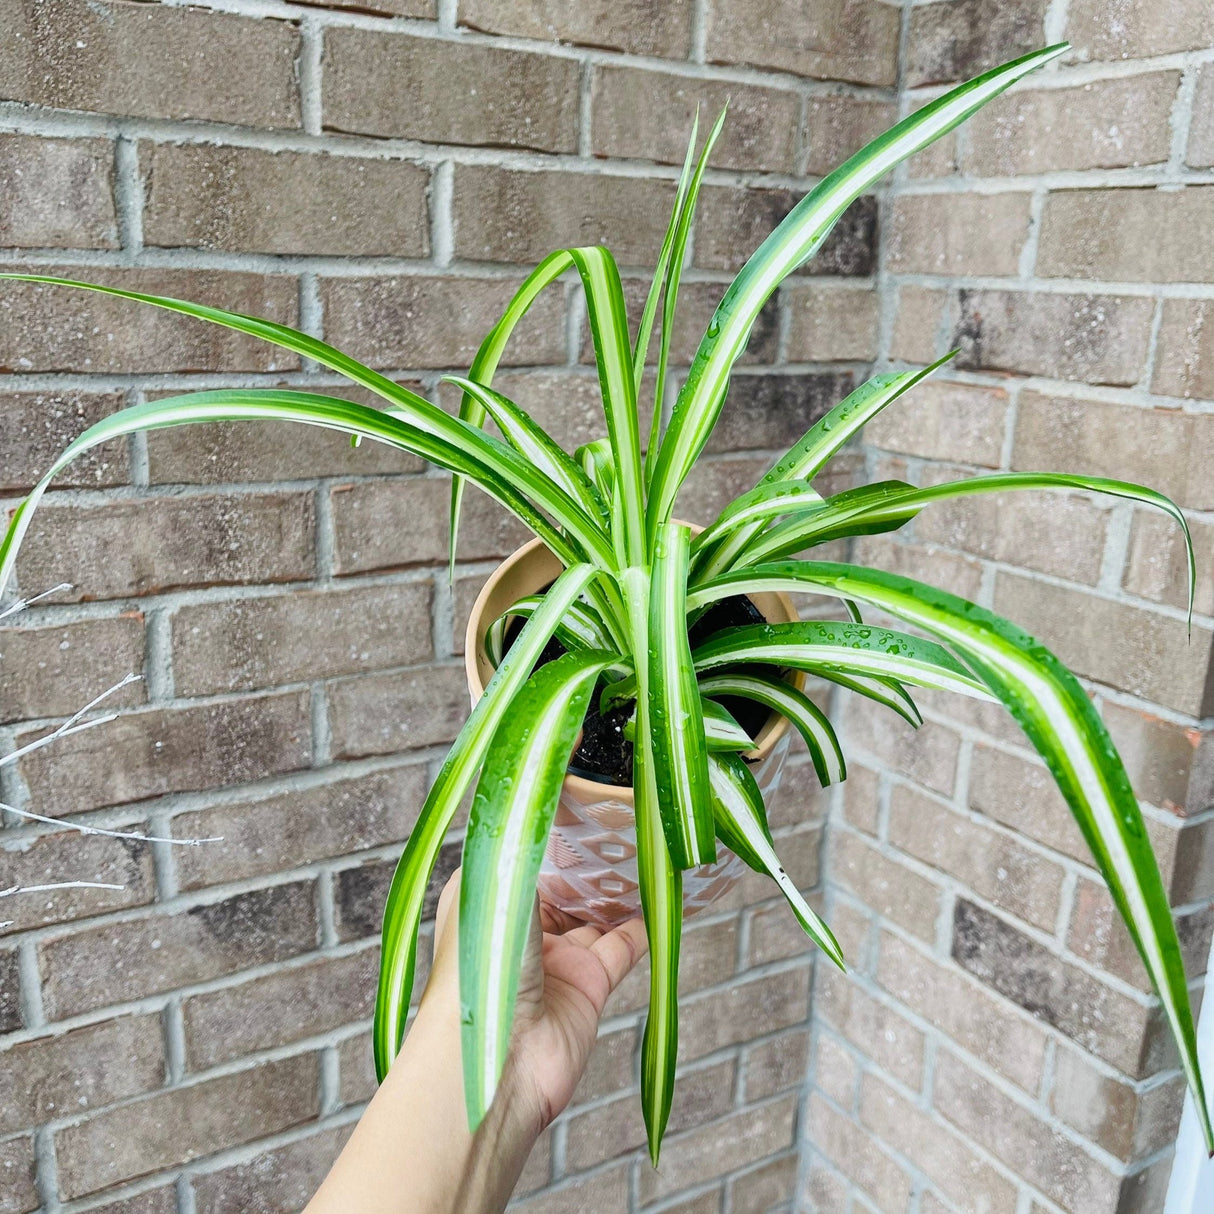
[305,999,542,1214]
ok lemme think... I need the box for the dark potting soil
[503,592,778,788]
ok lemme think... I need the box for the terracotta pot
[464,535,804,927]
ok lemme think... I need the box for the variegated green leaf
[709,753,843,968]
[460,649,611,1127]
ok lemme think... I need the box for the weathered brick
[729,1153,798,1214]
[783,285,879,362]
[697,190,877,277]
[320,275,565,371]
[1188,65,1214,168]
[331,477,529,576]
[906,0,1047,86]
[994,572,1213,717]
[842,698,960,797]
[328,663,468,760]
[146,383,428,484]
[1039,187,1214,283]
[459,0,692,56]
[706,373,853,454]
[183,948,378,1069]
[639,1094,799,1204]
[1050,1044,1184,1162]
[324,29,578,153]
[0,133,116,249]
[889,785,1065,932]
[39,880,318,1020]
[19,691,311,817]
[338,1029,378,1106]
[15,491,314,604]
[1153,299,1214,401]
[608,915,740,1016]
[1125,511,1214,618]
[807,1094,912,1213]
[0,268,299,374]
[914,484,1109,583]
[0,0,300,127]
[191,1123,353,1214]
[876,930,1047,1092]
[591,67,799,173]
[965,74,1179,176]
[1103,703,1212,816]
[674,968,808,1065]
[172,580,432,696]
[571,1024,636,1106]
[704,0,898,86]
[55,1053,319,1200]
[748,895,823,966]
[564,1059,735,1169]
[1014,391,1214,511]
[812,1031,859,1109]
[856,535,985,605]
[817,967,924,1089]
[801,1163,849,1214]
[0,614,145,724]
[953,289,1154,385]
[933,1049,1120,1212]
[863,380,1008,468]
[511,1164,630,1214]
[80,1185,177,1214]
[887,192,1032,277]
[731,824,821,910]
[744,1028,810,1102]
[832,830,942,944]
[968,741,1087,861]
[0,950,22,1032]
[175,765,425,890]
[0,828,153,937]
[805,97,897,176]
[143,144,430,258]
[0,1014,164,1134]
[0,390,128,494]
[860,1071,1019,1214]
[451,165,676,267]
[890,286,946,363]
[0,1136,36,1214]
[952,899,1162,1076]
[1067,0,1214,59]
[335,838,460,942]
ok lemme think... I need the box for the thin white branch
[0,802,221,847]
[0,583,73,620]
[0,881,125,897]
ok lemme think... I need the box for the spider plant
[1,41,1209,1163]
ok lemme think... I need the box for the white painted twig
[0,881,125,897]
[0,802,222,847]
[0,582,73,620]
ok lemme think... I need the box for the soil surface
[504,592,777,787]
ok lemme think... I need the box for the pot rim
[463,532,803,806]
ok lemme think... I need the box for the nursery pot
[464,534,804,928]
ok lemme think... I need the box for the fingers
[588,916,648,1007]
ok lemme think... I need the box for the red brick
[54,1053,319,1200]
[0,0,300,127]
[0,390,128,495]
[183,948,378,1069]
[0,134,116,249]
[191,1123,353,1214]
[324,29,578,153]
[18,691,311,816]
[174,765,425,890]
[0,614,145,724]
[38,880,319,1020]
[0,1014,164,1134]
[15,491,314,603]
[1125,511,1214,618]
[705,0,898,86]
[906,0,1047,86]
[172,580,433,696]
[0,826,154,937]
[0,268,299,374]
[143,144,430,257]
[459,0,693,57]
[1103,703,1211,816]
[320,275,565,371]
[328,663,468,759]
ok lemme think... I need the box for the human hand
[422,870,649,1132]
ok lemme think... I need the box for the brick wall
[800,2,1214,1213]
[0,2,887,1212]
[1,2,1211,1214]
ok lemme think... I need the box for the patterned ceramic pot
[464,535,803,927]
